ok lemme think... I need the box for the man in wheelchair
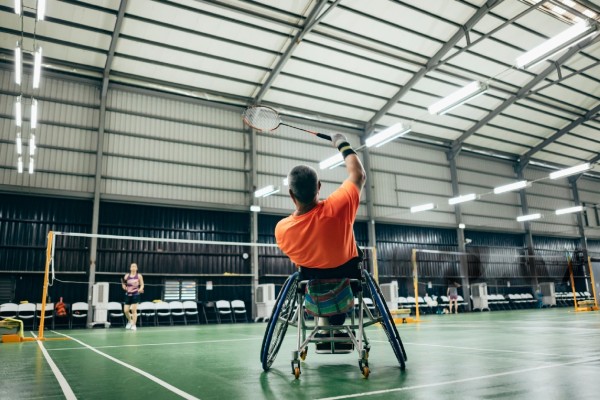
[262,134,405,378]
[275,133,366,353]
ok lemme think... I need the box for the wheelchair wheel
[363,270,407,369]
[260,272,299,371]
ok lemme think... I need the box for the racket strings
[243,106,280,131]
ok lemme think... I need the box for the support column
[86,78,109,327]
[87,0,128,327]
[516,167,538,291]
[248,126,259,320]
[448,154,471,310]
[360,135,377,278]
[569,176,589,291]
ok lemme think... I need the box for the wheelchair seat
[260,260,407,379]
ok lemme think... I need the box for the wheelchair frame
[260,268,407,379]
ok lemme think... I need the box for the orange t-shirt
[275,179,360,269]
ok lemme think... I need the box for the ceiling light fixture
[428,81,489,115]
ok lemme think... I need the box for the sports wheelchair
[260,263,407,379]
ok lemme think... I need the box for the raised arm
[332,134,366,193]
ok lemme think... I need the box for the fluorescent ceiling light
[17,156,23,173]
[14,0,21,15]
[410,203,436,213]
[428,81,488,115]
[555,205,583,215]
[31,99,38,129]
[561,0,576,7]
[28,157,34,174]
[319,153,344,170]
[552,5,566,14]
[448,193,477,205]
[283,177,288,186]
[33,47,42,89]
[250,205,261,213]
[15,96,22,127]
[365,123,411,148]
[14,43,21,85]
[516,21,597,69]
[583,9,597,18]
[37,0,46,20]
[29,134,35,156]
[16,132,22,155]
[458,223,466,229]
[254,185,280,198]
[517,213,542,222]
[493,180,529,194]
[549,163,591,179]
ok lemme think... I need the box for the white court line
[52,331,200,400]
[314,356,600,400]
[61,324,256,337]
[48,337,262,351]
[369,340,565,358]
[30,332,77,400]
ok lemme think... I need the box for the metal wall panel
[372,155,450,179]
[106,90,242,130]
[0,68,99,195]
[103,88,248,205]
[102,179,247,205]
[0,69,99,106]
[104,111,245,150]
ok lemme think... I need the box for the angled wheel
[363,270,407,369]
[260,272,299,371]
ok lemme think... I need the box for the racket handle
[317,133,331,141]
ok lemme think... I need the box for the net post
[567,254,578,311]
[38,231,54,340]
[588,256,599,309]
[412,249,420,320]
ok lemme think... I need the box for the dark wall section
[0,193,92,273]
[1,192,595,306]
[96,202,252,304]
[376,224,458,296]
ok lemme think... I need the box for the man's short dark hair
[288,165,318,204]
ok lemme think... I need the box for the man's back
[276,180,360,268]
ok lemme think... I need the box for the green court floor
[2,308,600,399]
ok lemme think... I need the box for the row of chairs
[397,295,468,314]
[104,300,249,326]
[0,299,249,329]
[556,291,595,307]
[0,302,89,330]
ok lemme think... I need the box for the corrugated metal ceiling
[1,0,599,169]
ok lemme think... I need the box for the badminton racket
[242,105,331,142]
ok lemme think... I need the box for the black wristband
[336,141,356,159]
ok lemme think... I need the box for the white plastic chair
[70,302,88,329]
[36,303,55,330]
[169,301,186,325]
[138,302,156,326]
[17,303,36,329]
[107,302,125,326]
[182,301,200,324]
[155,302,172,325]
[215,300,233,323]
[230,300,248,323]
[0,303,18,319]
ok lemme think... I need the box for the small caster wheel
[294,367,301,379]
[300,348,307,361]
[362,366,370,378]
